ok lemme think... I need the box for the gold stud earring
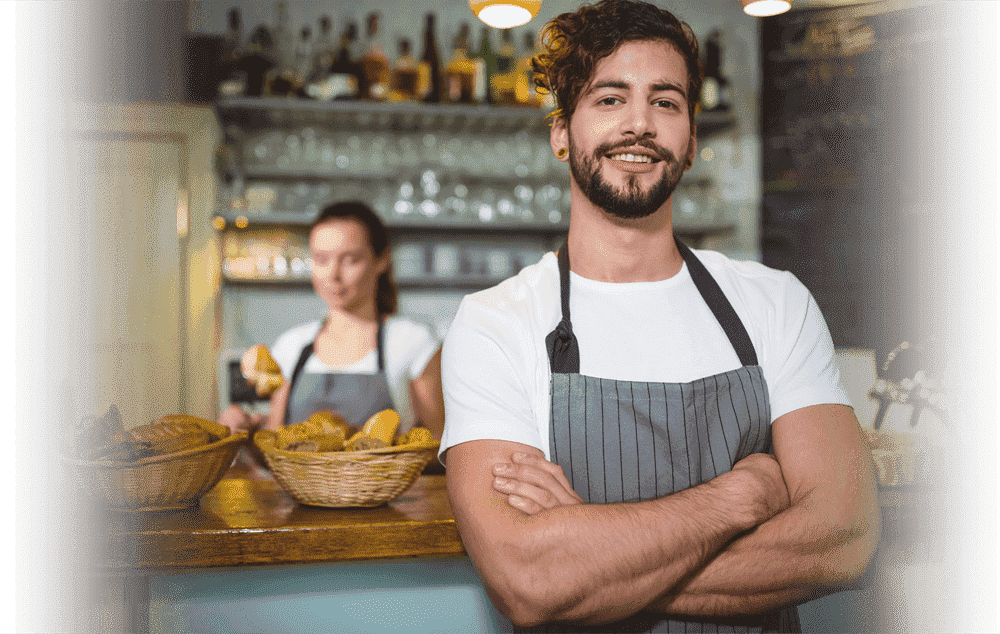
[556,147,568,159]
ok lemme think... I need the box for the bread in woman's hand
[241,344,285,397]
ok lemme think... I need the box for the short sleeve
[270,321,321,381]
[766,272,852,420]
[385,317,441,381]
[439,297,544,463]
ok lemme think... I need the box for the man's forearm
[472,465,782,626]
[651,491,881,617]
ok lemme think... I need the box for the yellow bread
[241,344,285,397]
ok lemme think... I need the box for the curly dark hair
[532,0,702,132]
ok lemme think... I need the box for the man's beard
[568,135,687,220]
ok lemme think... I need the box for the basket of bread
[865,341,948,487]
[64,405,248,511]
[255,408,439,508]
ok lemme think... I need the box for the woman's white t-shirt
[440,250,851,462]
[270,315,441,433]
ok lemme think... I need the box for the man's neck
[565,190,684,283]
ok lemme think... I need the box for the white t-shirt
[440,250,850,462]
[270,315,441,433]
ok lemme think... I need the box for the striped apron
[521,238,799,633]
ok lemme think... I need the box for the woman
[220,201,444,443]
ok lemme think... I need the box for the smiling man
[438,1,880,632]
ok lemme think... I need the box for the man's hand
[727,453,791,523]
[492,452,584,514]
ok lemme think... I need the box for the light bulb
[469,0,542,28]
[740,0,791,17]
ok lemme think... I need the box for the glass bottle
[475,27,498,105]
[700,29,732,112]
[328,22,361,100]
[291,25,312,95]
[390,39,430,102]
[514,30,538,107]
[420,13,443,103]
[217,7,247,97]
[444,23,483,104]
[307,15,335,85]
[359,12,390,100]
[238,25,276,97]
[491,28,517,105]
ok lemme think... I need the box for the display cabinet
[212,97,737,291]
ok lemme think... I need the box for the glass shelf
[215,97,737,139]
[222,274,511,291]
[213,210,570,235]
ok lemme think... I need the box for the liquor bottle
[514,31,539,107]
[266,1,297,96]
[491,28,517,105]
[307,15,335,84]
[700,29,732,112]
[475,27,498,105]
[217,7,247,97]
[420,14,443,103]
[444,23,484,104]
[237,25,276,97]
[328,22,361,100]
[389,39,430,102]
[359,12,390,100]
[292,26,313,94]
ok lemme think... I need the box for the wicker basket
[864,428,932,487]
[65,419,247,511]
[255,429,439,508]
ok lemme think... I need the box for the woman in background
[220,201,444,444]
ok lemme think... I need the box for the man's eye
[655,100,680,110]
[598,96,622,106]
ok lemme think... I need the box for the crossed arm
[444,403,880,627]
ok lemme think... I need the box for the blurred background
[11,0,997,632]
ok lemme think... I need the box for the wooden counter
[99,465,466,572]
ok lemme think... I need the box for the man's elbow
[484,568,571,628]
[821,503,882,587]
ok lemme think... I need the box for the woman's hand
[218,403,258,434]
[492,451,584,515]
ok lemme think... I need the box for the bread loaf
[241,344,285,397]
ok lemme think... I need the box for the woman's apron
[283,321,396,428]
[520,238,800,633]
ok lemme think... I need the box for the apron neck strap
[283,319,387,426]
[286,341,314,427]
[545,236,759,374]
[376,319,386,373]
[545,242,581,373]
[674,237,758,367]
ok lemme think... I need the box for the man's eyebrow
[651,81,687,99]
[585,80,630,95]
[584,79,688,99]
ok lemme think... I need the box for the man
[439,1,880,631]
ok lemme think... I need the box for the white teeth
[609,153,652,163]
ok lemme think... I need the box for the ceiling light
[741,0,792,17]
[469,0,542,28]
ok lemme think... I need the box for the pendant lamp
[740,0,791,17]
[469,0,542,29]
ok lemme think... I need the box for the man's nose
[618,102,656,138]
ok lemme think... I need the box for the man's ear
[685,134,697,171]
[550,116,569,161]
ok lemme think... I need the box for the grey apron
[520,238,799,633]
[284,320,395,428]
